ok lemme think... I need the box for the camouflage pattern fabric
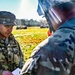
[21,18,75,75]
[0,34,24,72]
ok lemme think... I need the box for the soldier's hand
[20,56,40,75]
[2,71,13,75]
[20,58,34,74]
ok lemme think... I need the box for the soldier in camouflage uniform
[20,0,75,75]
[0,11,24,75]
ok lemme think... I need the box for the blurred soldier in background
[20,0,75,75]
[0,11,24,75]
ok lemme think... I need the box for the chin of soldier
[3,33,11,38]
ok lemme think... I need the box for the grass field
[12,27,48,61]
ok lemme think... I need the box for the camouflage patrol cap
[0,11,16,26]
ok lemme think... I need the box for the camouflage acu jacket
[21,18,75,75]
[0,34,24,72]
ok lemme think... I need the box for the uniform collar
[58,17,75,30]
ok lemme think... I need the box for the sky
[0,0,45,20]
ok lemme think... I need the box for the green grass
[12,27,48,61]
